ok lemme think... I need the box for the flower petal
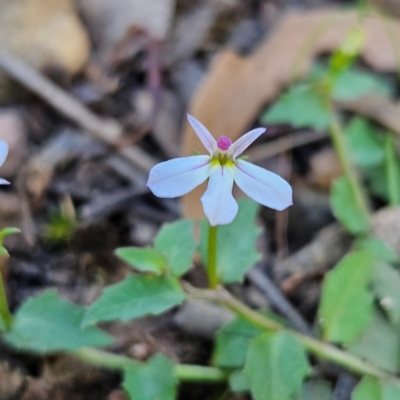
[231,128,266,158]
[201,164,238,226]
[233,160,292,211]
[147,155,210,198]
[187,114,216,155]
[0,141,9,168]
[0,179,9,185]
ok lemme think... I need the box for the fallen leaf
[181,9,400,218]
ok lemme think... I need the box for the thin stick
[207,225,219,289]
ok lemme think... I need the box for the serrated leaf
[354,237,398,265]
[244,332,310,400]
[200,198,261,283]
[372,263,400,324]
[330,176,370,235]
[298,379,332,400]
[123,354,177,400]
[333,68,392,101]
[352,377,400,400]
[213,317,264,368]
[229,370,250,393]
[318,251,373,343]
[116,247,167,274]
[5,290,113,353]
[262,84,331,130]
[346,117,384,168]
[348,308,400,373]
[83,275,185,326]
[154,220,197,277]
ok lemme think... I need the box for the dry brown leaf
[181,9,400,219]
[0,0,90,103]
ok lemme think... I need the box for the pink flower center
[217,136,232,151]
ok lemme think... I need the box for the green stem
[0,269,12,330]
[185,284,399,384]
[385,134,400,206]
[207,225,219,289]
[329,110,371,224]
[74,347,228,383]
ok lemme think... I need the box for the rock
[0,0,90,103]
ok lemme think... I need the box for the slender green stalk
[74,347,228,383]
[329,111,371,224]
[185,284,400,384]
[0,270,12,330]
[385,134,400,206]
[207,225,219,289]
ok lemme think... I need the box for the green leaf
[123,354,178,400]
[83,275,185,326]
[330,176,370,235]
[244,332,310,400]
[116,247,167,274]
[372,263,400,324]
[200,198,261,283]
[0,314,6,332]
[213,317,264,368]
[229,370,250,393]
[298,379,332,400]
[318,251,373,343]
[348,308,400,373]
[332,68,392,101]
[261,84,331,130]
[346,117,384,168]
[354,237,398,265]
[352,376,400,400]
[0,227,20,256]
[154,220,197,277]
[5,290,113,353]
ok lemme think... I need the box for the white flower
[0,141,9,185]
[147,115,292,226]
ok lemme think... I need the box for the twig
[0,46,155,173]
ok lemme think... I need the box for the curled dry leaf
[181,9,400,219]
[0,0,90,103]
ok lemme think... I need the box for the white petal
[0,178,9,185]
[233,160,292,211]
[147,155,210,198]
[0,141,9,168]
[201,164,238,226]
[187,114,216,155]
[231,128,266,158]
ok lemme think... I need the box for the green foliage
[229,370,250,393]
[116,248,167,274]
[123,354,178,400]
[43,213,76,244]
[298,379,332,400]
[332,68,392,101]
[354,237,398,265]
[83,275,185,326]
[200,198,261,283]
[330,176,370,235]
[384,135,400,206]
[213,317,264,368]
[116,220,197,278]
[346,117,384,168]
[261,83,331,130]
[318,251,373,343]
[5,290,112,353]
[372,263,400,324]
[349,308,400,373]
[244,332,310,400]
[352,376,400,400]
[0,227,20,256]
[154,220,197,277]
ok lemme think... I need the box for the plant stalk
[74,347,228,383]
[207,225,219,289]
[329,110,371,224]
[0,269,12,330]
[184,284,400,384]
